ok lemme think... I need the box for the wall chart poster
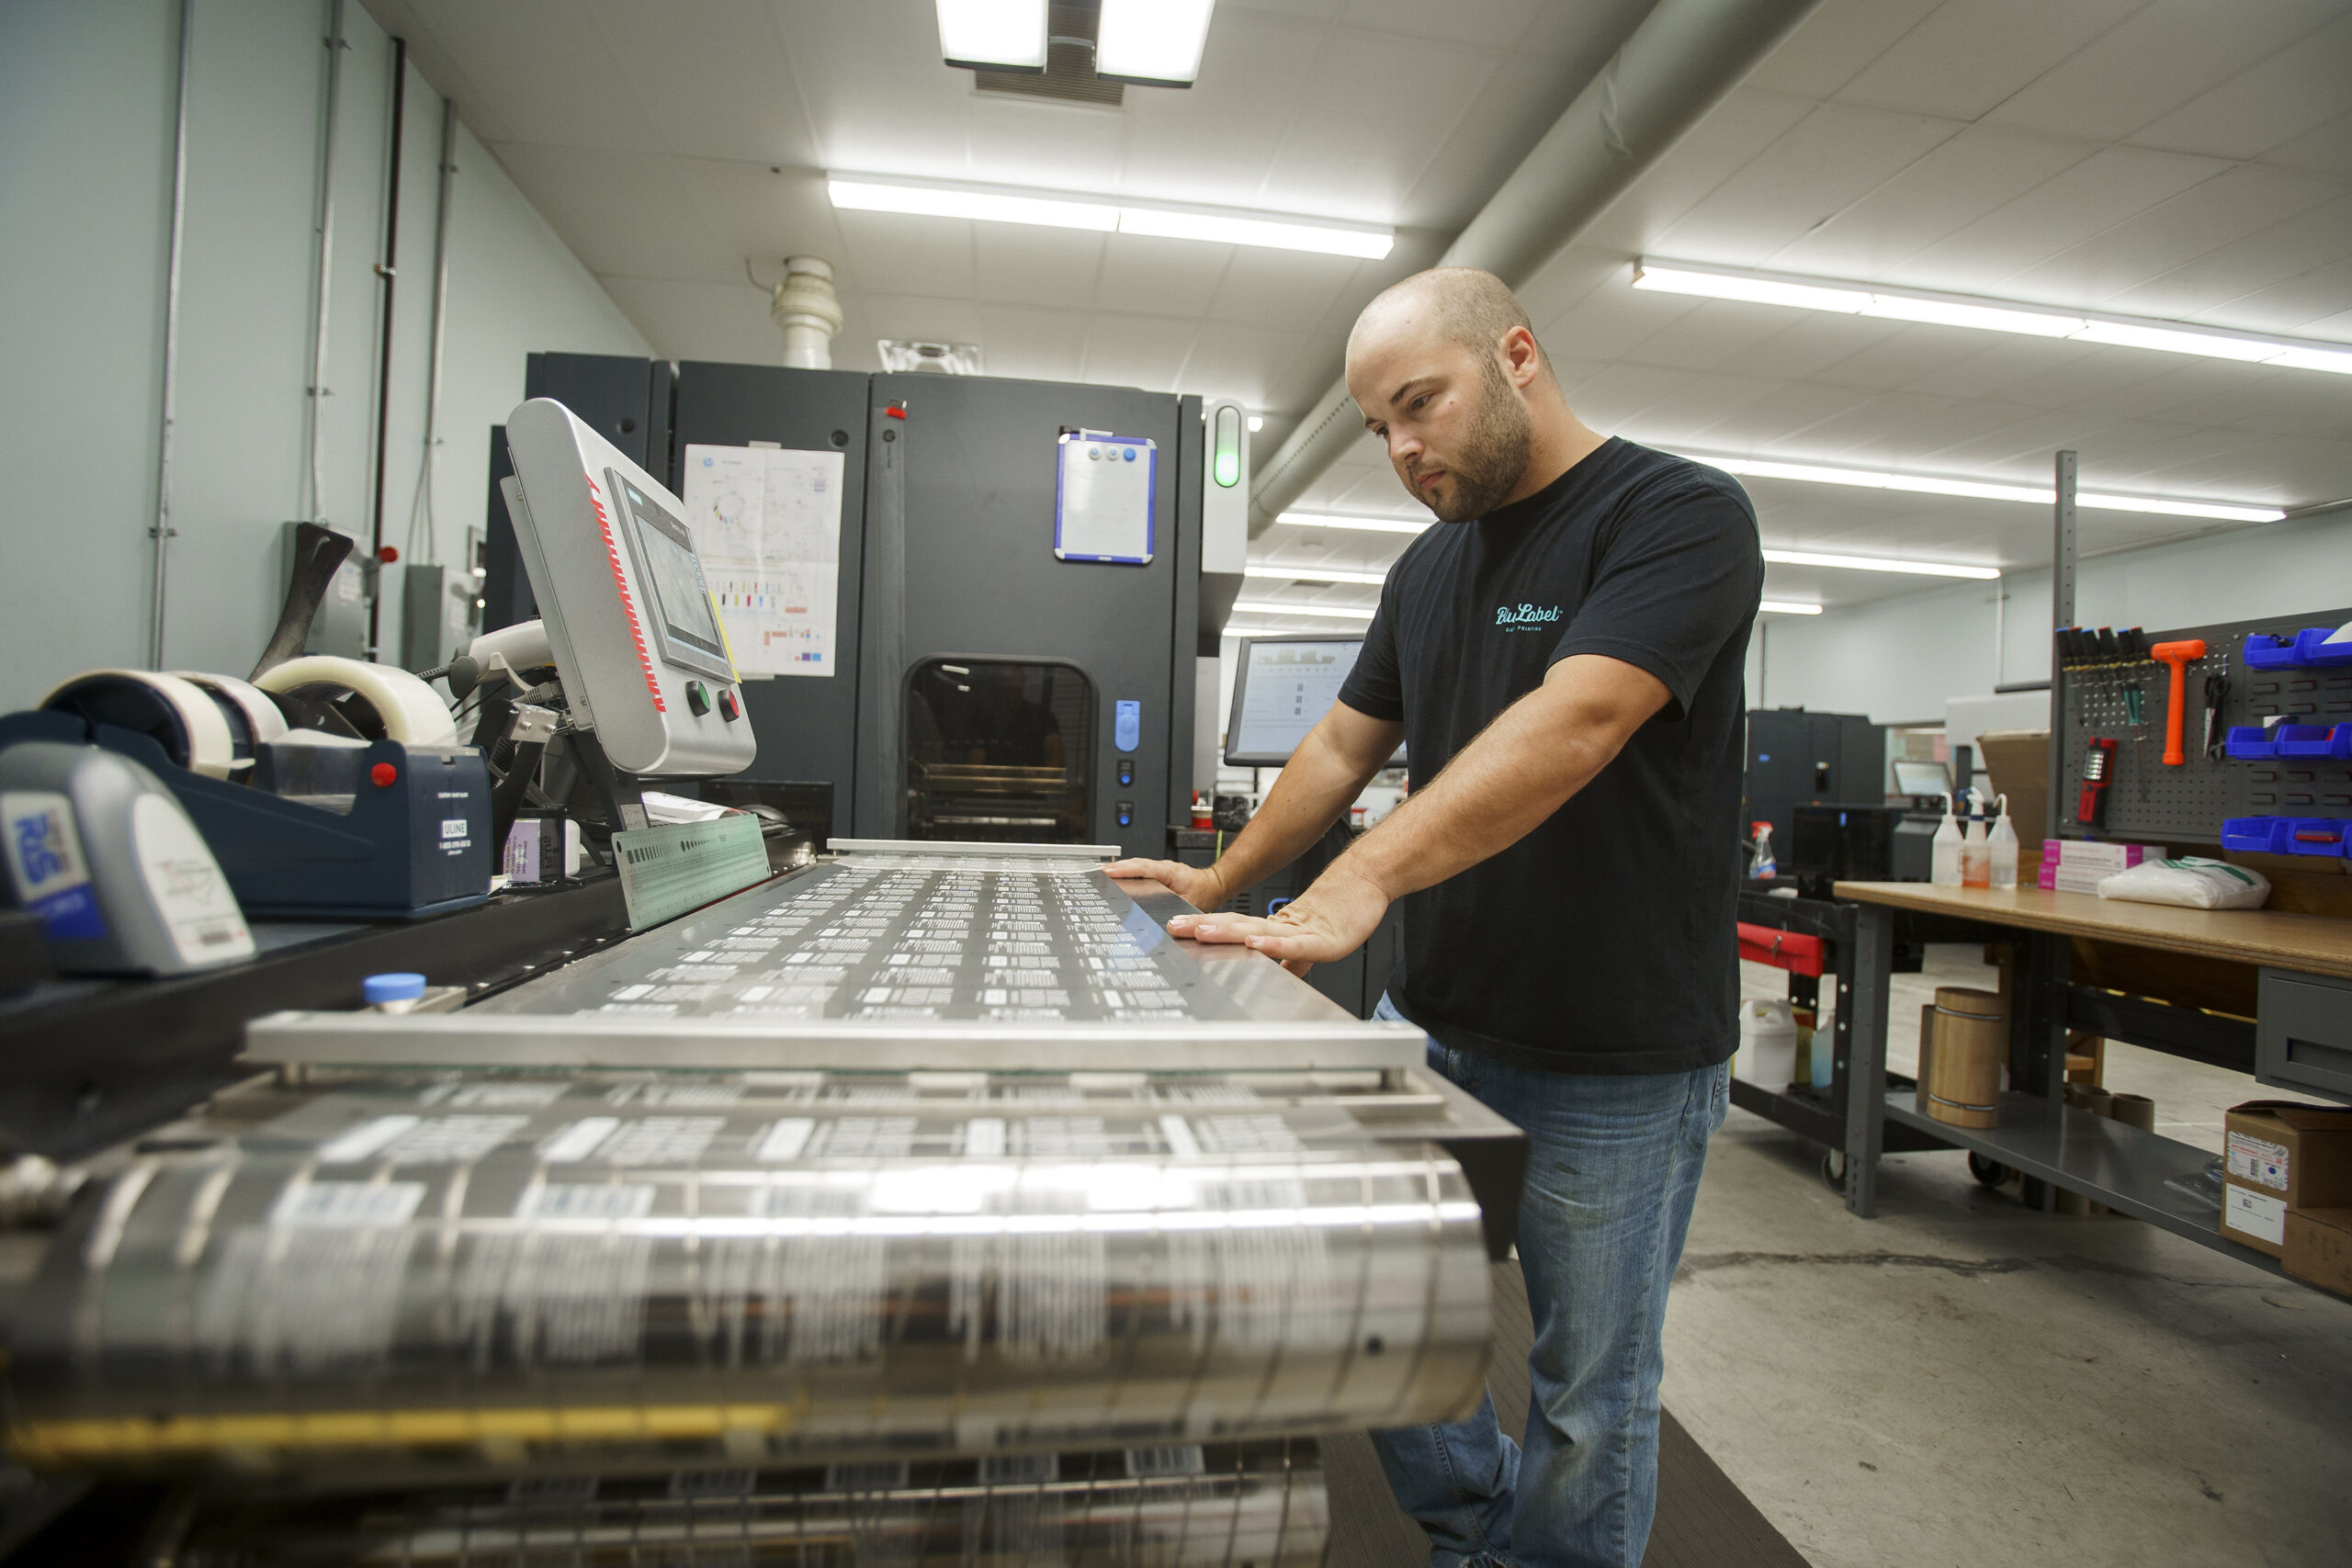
[680,444,846,678]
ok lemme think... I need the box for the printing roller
[4,1084,1488,1476]
[156,1438,1327,1565]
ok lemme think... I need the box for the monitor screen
[622,483,727,661]
[1893,759,1950,796]
[1225,636,1404,768]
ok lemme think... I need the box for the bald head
[1348,268,1552,380]
[1343,267,1596,523]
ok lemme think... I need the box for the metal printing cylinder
[159,1439,1329,1565]
[6,1134,1488,1474]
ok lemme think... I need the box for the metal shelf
[1882,1089,2288,1280]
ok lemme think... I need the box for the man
[1107,267,1761,1568]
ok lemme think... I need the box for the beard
[1411,353,1533,523]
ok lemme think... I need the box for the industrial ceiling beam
[1247,0,1825,536]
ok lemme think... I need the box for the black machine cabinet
[1745,707,1887,859]
[671,362,873,841]
[1789,802,1939,895]
[488,357,1201,858]
[862,373,1197,857]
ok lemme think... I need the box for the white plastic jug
[1735,997,1798,1093]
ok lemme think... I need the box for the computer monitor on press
[1224,634,1406,770]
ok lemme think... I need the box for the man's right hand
[1103,859,1229,913]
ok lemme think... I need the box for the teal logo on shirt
[1494,602,1562,630]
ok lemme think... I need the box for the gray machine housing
[500,399,757,779]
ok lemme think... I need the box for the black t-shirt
[1337,437,1761,1075]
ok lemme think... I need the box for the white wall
[1754,510,2352,725]
[0,0,647,711]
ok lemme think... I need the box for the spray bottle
[1989,794,2019,889]
[1931,795,1963,886]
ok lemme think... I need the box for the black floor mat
[1321,1261,1811,1567]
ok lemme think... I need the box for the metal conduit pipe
[1247,0,1823,536]
[148,0,195,667]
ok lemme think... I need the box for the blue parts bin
[2225,722,2352,760]
[2222,816,2352,858]
[2224,726,2277,760]
[2242,629,2352,671]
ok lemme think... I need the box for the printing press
[0,840,1525,1562]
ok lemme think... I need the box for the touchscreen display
[630,508,725,656]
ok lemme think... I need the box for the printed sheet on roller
[480,856,1251,1024]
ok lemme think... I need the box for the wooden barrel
[1919,986,2006,1129]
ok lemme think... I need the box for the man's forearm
[1207,728,1385,899]
[1332,663,1658,904]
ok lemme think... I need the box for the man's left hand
[1165,864,1389,978]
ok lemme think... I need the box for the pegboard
[2054,605,2352,847]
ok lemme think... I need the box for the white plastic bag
[2096,856,2269,911]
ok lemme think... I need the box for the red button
[370,762,399,787]
[718,690,741,722]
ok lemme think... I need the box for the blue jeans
[1371,994,1729,1568]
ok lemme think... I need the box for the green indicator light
[1213,406,1241,488]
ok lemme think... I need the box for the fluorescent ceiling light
[1687,451,2284,525]
[1244,563,1386,585]
[1759,601,1823,615]
[935,0,1047,70]
[1231,600,1376,620]
[1760,547,1999,581]
[828,175,1389,259]
[1116,205,1390,259]
[829,177,1114,232]
[1096,0,1216,85]
[1274,511,1430,535]
[1633,260,2352,376]
[1247,414,1264,433]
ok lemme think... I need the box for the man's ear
[1500,325,1544,390]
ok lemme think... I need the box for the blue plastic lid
[363,972,427,1004]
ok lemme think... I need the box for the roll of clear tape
[39,669,237,779]
[252,655,459,748]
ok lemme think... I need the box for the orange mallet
[2153,638,2207,765]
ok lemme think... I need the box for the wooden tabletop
[1832,880,2352,981]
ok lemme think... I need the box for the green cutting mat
[611,815,770,930]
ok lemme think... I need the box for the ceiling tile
[1081,312,1200,392]
[484,144,741,281]
[2126,11,2352,162]
[1984,0,2343,144]
[1210,249,1371,330]
[1177,320,1311,409]
[404,0,668,151]
[1740,0,1944,102]
[1620,297,1865,374]
[599,275,780,364]
[2258,108,2352,183]
[1890,144,2231,297]
[588,0,810,164]
[1576,89,1817,254]
[1252,30,1503,223]
[972,226,1107,312]
[2203,256,2352,339]
[1094,234,1227,320]
[2000,163,2343,310]
[1336,0,1546,51]
[1834,0,2143,123]
[1645,102,1964,263]
[676,162,846,265]
[832,209,975,299]
[971,302,1088,384]
[2099,192,2352,329]
[1765,127,2092,280]
[840,289,985,353]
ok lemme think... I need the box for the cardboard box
[1974,730,2048,845]
[2284,1208,2352,1298]
[2220,1101,2352,1256]
[2038,840,2167,891]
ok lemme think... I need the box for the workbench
[1828,879,2352,1281]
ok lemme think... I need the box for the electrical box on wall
[400,562,479,672]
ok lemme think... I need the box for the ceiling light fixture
[1685,451,2283,525]
[1095,0,1216,85]
[1759,601,1824,615]
[1761,547,1998,581]
[1247,414,1264,433]
[827,175,1391,259]
[934,0,1048,70]
[1230,599,1376,620]
[1244,564,1387,585]
[1633,261,2352,376]
[1273,511,1430,535]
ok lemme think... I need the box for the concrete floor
[1659,946,2352,1567]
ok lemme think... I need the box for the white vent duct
[770,255,845,369]
[1247,0,1824,536]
